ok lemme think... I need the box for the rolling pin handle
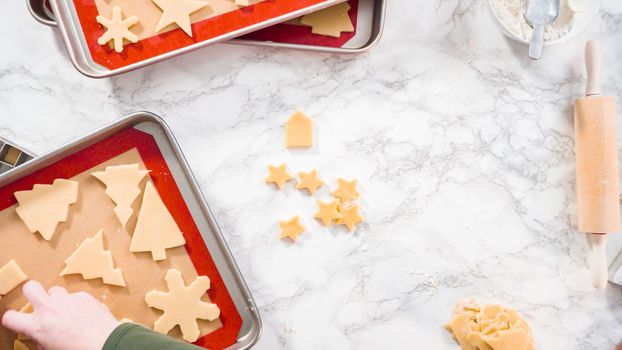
[589,233,608,289]
[585,40,602,96]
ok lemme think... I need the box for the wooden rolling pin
[575,40,620,289]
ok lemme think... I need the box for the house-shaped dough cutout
[15,179,78,241]
[285,110,313,148]
[130,181,186,261]
[0,260,28,295]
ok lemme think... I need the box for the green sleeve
[103,323,203,350]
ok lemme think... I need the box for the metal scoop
[524,0,560,60]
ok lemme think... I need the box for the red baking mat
[72,0,334,70]
[0,128,242,349]
[239,0,358,48]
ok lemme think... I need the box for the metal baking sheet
[0,112,261,349]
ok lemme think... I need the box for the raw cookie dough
[265,164,294,190]
[279,216,305,242]
[13,340,28,350]
[16,303,32,341]
[145,269,220,343]
[0,260,28,295]
[331,178,359,203]
[15,179,79,241]
[300,2,354,38]
[445,299,535,350]
[314,199,341,226]
[131,182,186,261]
[92,164,150,229]
[152,0,210,37]
[61,230,126,287]
[285,110,313,148]
[296,169,324,195]
[97,6,139,53]
[336,203,363,231]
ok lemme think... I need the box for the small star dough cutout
[314,199,341,226]
[300,3,354,38]
[266,164,294,190]
[145,269,220,343]
[331,178,360,203]
[0,260,28,295]
[152,0,210,37]
[296,169,324,195]
[61,230,126,287]
[96,6,139,53]
[279,216,305,241]
[337,204,364,231]
[15,179,78,241]
[285,110,313,148]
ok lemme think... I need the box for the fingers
[1,310,36,337]
[48,286,68,297]
[22,281,49,309]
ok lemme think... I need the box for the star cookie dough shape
[314,199,341,226]
[331,178,359,203]
[15,179,78,241]
[265,164,294,190]
[61,230,126,287]
[96,6,139,53]
[296,169,324,195]
[300,3,354,38]
[337,204,364,231]
[279,216,305,242]
[152,0,210,37]
[145,269,220,343]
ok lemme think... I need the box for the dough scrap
[336,203,363,231]
[445,299,534,350]
[13,340,28,350]
[314,199,341,226]
[145,269,220,342]
[96,6,139,53]
[0,260,28,295]
[152,0,210,37]
[92,164,150,229]
[265,164,294,190]
[300,3,354,38]
[285,110,313,148]
[279,216,305,242]
[15,179,79,241]
[131,182,186,261]
[331,178,359,203]
[16,303,32,341]
[296,169,324,195]
[61,230,126,287]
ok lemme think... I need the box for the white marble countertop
[3,0,622,349]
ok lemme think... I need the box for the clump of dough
[445,299,534,350]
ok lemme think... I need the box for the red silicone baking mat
[239,0,358,48]
[72,0,340,70]
[0,127,242,349]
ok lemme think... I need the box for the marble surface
[2,0,622,349]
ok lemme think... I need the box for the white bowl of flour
[488,0,600,45]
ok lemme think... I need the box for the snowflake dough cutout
[96,6,139,53]
[15,179,78,241]
[145,269,220,342]
[296,169,324,195]
[92,164,150,229]
[152,0,210,37]
[61,230,126,287]
[300,3,354,38]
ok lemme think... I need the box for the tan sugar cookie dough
[61,230,126,287]
[13,340,28,350]
[97,6,139,53]
[445,299,535,350]
[0,260,28,295]
[152,0,210,37]
[145,269,220,343]
[15,179,78,241]
[16,303,33,341]
[314,199,341,226]
[265,164,294,190]
[93,164,150,229]
[296,169,324,195]
[279,216,305,242]
[235,0,250,5]
[300,3,354,38]
[331,178,360,203]
[336,203,364,231]
[285,110,313,148]
[131,181,186,261]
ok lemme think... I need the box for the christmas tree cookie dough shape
[300,3,354,38]
[152,0,210,37]
[285,110,313,148]
[131,181,186,261]
[92,164,150,229]
[96,6,139,53]
[15,179,78,241]
[0,260,28,295]
[145,269,220,343]
[265,164,293,190]
[296,170,324,195]
[61,230,126,287]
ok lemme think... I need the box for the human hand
[2,281,120,350]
